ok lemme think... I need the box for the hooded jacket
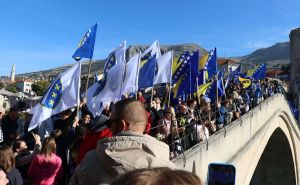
[69,131,175,185]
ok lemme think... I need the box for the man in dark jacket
[1,107,20,145]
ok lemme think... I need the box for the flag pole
[118,41,126,101]
[150,55,157,104]
[84,58,93,98]
[196,77,199,104]
[77,62,82,118]
[136,51,142,100]
[215,75,218,105]
[189,59,192,99]
[167,51,174,107]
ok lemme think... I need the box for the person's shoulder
[52,153,62,162]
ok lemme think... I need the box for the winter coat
[70,131,175,185]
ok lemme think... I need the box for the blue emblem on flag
[93,50,116,97]
[72,23,98,61]
[41,78,63,109]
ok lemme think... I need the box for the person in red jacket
[75,115,112,165]
[144,111,152,134]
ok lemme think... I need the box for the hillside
[238,42,289,67]
[14,42,290,81]
[16,44,207,81]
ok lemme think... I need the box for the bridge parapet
[173,94,300,185]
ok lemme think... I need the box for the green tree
[32,80,50,96]
[0,82,4,89]
[5,84,17,93]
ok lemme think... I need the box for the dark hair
[41,136,56,159]
[111,167,203,185]
[12,139,23,152]
[0,146,15,172]
[51,129,62,139]
[113,99,147,126]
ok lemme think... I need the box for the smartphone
[207,163,236,185]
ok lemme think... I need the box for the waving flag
[172,51,190,83]
[29,62,81,130]
[194,82,213,97]
[239,77,252,89]
[153,51,173,85]
[86,42,126,117]
[121,53,140,95]
[172,51,199,84]
[172,73,190,98]
[199,48,217,79]
[205,79,225,102]
[72,23,98,61]
[141,40,161,60]
[249,64,266,80]
[138,55,156,89]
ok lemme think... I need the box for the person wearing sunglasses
[70,99,175,185]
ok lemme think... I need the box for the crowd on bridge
[0,73,289,185]
[0,27,295,185]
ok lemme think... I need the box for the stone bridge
[173,93,300,185]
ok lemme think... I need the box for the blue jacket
[217,106,228,124]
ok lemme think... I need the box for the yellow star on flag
[55,84,60,91]
[52,92,57,98]
[49,99,54,106]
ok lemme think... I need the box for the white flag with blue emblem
[28,62,81,131]
[86,41,126,117]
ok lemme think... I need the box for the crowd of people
[0,77,289,185]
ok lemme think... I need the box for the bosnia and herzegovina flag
[199,48,217,79]
[138,54,157,89]
[247,63,267,80]
[171,50,201,98]
[239,77,252,89]
[72,23,98,61]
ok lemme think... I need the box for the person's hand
[80,98,87,107]
[72,117,80,128]
[0,170,9,185]
[32,133,41,145]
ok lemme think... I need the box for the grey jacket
[69,131,175,185]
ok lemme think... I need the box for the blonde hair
[41,136,56,159]
[111,167,203,185]
[0,146,15,172]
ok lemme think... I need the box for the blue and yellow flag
[199,48,217,79]
[248,64,266,80]
[238,77,252,89]
[172,51,190,84]
[72,23,98,61]
[194,82,212,97]
[138,55,157,89]
[205,79,225,102]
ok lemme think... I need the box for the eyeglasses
[106,118,121,129]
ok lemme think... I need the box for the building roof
[15,79,33,83]
[217,58,238,65]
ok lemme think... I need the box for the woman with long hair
[28,136,63,185]
[0,146,23,185]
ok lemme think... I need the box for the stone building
[289,28,300,122]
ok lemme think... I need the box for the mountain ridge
[14,42,290,81]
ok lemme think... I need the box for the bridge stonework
[290,28,300,122]
[172,94,300,185]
